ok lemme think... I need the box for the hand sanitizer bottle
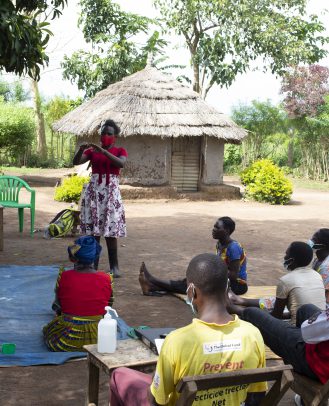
[97,306,118,353]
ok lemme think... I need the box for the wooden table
[84,339,158,406]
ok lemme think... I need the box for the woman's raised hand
[79,143,90,151]
[89,143,103,153]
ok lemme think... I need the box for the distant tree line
[227,65,329,181]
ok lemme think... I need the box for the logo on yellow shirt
[203,339,242,354]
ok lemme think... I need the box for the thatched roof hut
[53,66,247,192]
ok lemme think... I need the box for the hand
[307,311,322,324]
[79,143,90,151]
[228,289,244,305]
[89,143,103,153]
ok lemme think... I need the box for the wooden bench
[292,372,329,406]
[175,365,293,406]
[0,176,35,235]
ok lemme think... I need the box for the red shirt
[84,146,128,176]
[305,341,329,383]
[57,270,113,316]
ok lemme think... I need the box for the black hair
[316,229,329,248]
[218,216,235,235]
[186,253,228,296]
[100,119,120,136]
[288,241,313,267]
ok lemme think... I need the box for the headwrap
[67,235,102,264]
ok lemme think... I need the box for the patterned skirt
[43,314,102,352]
[80,174,126,238]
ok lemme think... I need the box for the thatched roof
[53,66,247,143]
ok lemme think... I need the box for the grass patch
[0,166,45,175]
[289,177,329,191]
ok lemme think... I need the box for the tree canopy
[154,0,328,98]
[0,0,67,80]
[62,0,167,98]
[281,65,329,118]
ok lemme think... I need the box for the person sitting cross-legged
[229,241,326,325]
[139,216,249,296]
[110,253,267,406]
[43,235,113,352]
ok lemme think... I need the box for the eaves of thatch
[53,66,247,144]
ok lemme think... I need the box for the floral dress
[80,146,127,238]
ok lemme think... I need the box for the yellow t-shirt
[150,316,267,406]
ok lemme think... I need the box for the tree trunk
[31,80,47,160]
[192,61,201,94]
[287,130,294,168]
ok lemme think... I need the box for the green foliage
[0,101,35,157]
[154,0,328,97]
[240,159,293,205]
[232,100,289,166]
[0,1,67,80]
[224,144,242,173]
[62,0,167,98]
[45,96,83,126]
[0,77,29,102]
[54,175,90,204]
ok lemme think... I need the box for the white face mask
[308,239,326,250]
[185,283,196,315]
[283,257,293,271]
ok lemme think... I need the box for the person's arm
[228,259,240,281]
[270,297,287,319]
[272,279,289,319]
[148,390,165,406]
[89,143,127,168]
[226,242,244,282]
[73,143,90,165]
[149,338,175,406]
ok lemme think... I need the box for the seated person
[232,303,329,406]
[309,228,329,304]
[110,253,267,406]
[43,235,113,352]
[139,216,249,296]
[230,241,326,325]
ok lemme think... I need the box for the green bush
[240,159,293,205]
[0,101,35,156]
[54,175,90,204]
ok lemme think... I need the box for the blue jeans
[242,304,320,381]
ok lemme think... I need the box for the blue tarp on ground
[0,265,131,366]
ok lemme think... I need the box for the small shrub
[240,159,293,205]
[54,175,90,204]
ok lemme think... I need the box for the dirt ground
[1,172,329,405]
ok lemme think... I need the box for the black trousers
[242,304,320,381]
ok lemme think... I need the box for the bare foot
[228,289,245,306]
[139,263,163,296]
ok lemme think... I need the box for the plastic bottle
[97,306,118,353]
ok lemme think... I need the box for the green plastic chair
[0,176,36,235]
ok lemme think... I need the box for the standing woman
[73,119,127,278]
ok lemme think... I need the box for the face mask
[307,239,326,250]
[185,283,196,315]
[101,135,115,147]
[283,257,293,270]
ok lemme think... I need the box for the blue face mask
[307,239,326,250]
[185,283,196,315]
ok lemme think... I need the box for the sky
[7,0,329,115]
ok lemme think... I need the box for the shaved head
[186,253,228,297]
